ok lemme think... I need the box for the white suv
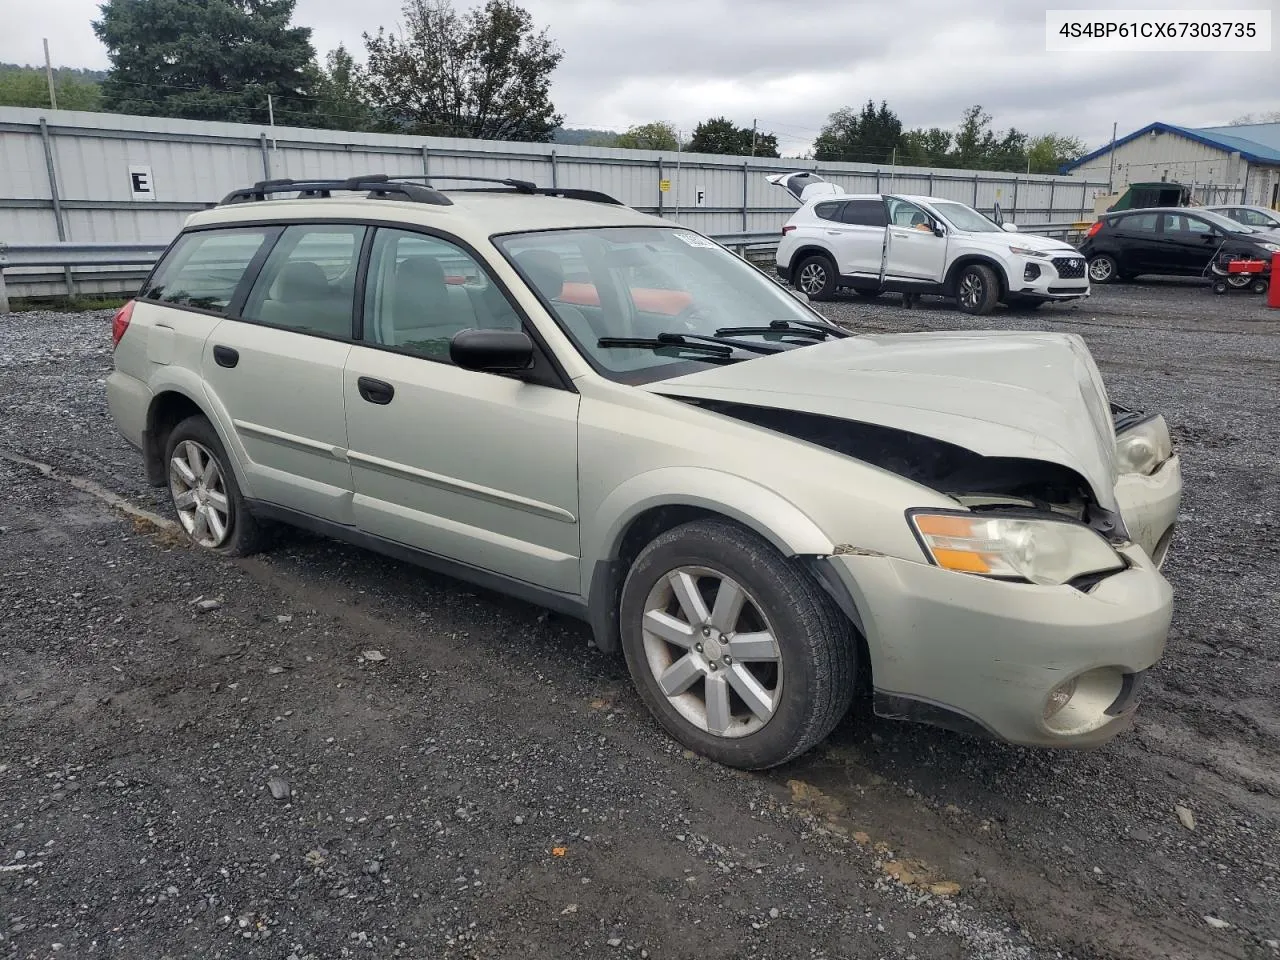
[106,174,1179,769]
[769,172,1090,313]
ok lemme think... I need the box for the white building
[1065,121,1280,209]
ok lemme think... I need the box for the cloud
[2,0,1274,155]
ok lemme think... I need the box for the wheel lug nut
[723,656,732,665]
[702,626,711,637]
[709,662,718,671]
[694,643,703,653]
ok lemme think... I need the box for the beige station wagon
[106,174,1183,769]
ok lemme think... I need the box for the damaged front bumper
[822,543,1172,747]
[1115,454,1181,567]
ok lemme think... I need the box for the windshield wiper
[716,318,850,340]
[596,335,743,364]
[598,332,783,356]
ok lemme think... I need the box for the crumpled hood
[645,331,1121,510]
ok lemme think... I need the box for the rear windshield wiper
[598,332,782,356]
[715,318,850,340]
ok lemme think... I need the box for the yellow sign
[659,179,671,192]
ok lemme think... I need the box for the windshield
[1194,209,1260,233]
[928,201,1004,233]
[496,227,838,382]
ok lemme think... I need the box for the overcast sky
[3,0,1276,154]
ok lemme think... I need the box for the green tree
[687,116,779,157]
[614,121,678,151]
[899,127,953,168]
[813,100,902,163]
[312,46,373,131]
[1026,133,1086,174]
[0,65,102,110]
[363,0,562,140]
[92,0,319,125]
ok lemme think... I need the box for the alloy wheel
[959,271,984,309]
[798,262,827,295]
[169,439,232,548]
[640,566,783,739]
[1088,257,1114,282]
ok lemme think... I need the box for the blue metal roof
[1196,122,1280,153]
[1064,122,1280,172]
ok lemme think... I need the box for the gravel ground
[1,278,1277,960]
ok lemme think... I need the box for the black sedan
[1080,207,1280,284]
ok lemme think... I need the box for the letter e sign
[129,164,155,200]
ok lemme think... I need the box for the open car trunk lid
[766,171,844,203]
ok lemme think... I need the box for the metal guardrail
[0,223,1089,312]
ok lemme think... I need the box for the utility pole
[751,118,758,157]
[267,94,279,161]
[43,39,57,110]
[1106,121,1118,193]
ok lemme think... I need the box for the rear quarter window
[143,229,272,313]
[813,201,845,222]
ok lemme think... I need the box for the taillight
[1086,221,1104,238]
[782,225,796,235]
[111,300,136,348]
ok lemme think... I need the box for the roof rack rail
[393,174,539,194]
[219,176,453,206]
[217,174,625,207]
[386,175,622,205]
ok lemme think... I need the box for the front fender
[580,467,838,654]
[583,466,835,589]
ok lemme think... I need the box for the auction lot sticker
[1046,9,1271,51]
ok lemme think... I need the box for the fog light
[1024,263,1041,281]
[1044,677,1078,720]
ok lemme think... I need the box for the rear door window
[142,229,271,313]
[839,199,887,227]
[240,224,366,339]
[1118,213,1158,233]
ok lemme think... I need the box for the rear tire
[954,263,1000,315]
[165,415,270,557]
[793,254,838,301]
[1088,254,1119,284]
[619,519,856,770]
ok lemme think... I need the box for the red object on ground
[1270,253,1280,308]
[1226,259,1266,274]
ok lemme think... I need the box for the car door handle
[825,230,841,235]
[357,376,395,405]
[212,345,239,368]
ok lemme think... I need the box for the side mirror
[932,223,946,238]
[1201,232,1217,242]
[450,328,535,373]
[1002,222,1019,232]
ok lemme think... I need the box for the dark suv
[1080,207,1280,283]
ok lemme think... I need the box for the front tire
[165,415,269,556]
[793,254,838,301]
[954,263,1000,315]
[1088,254,1119,284]
[619,519,856,770]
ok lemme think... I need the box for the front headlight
[1115,414,1172,476]
[910,511,1125,586]
[1258,242,1280,254]
[1008,245,1051,259]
